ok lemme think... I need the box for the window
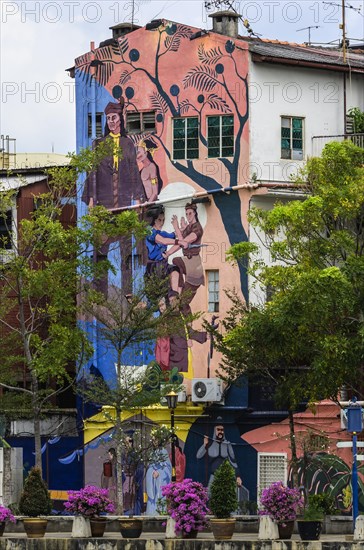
[281,116,304,160]
[0,210,13,250]
[173,117,199,160]
[207,115,234,158]
[88,112,103,139]
[257,453,287,504]
[207,270,219,312]
[126,111,156,134]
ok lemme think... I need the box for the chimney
[209,11,240,38]
[109,22,141,39]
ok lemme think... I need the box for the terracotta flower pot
[210,518,236,540]
[90,517,107,537]
[23,518,48,538]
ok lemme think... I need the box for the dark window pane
[292,140,302,150]
[208,148,220,157]
[187,138,199,148]
[222,125,234,136]
[222,136,234,147]
[187,117,198,128]
[208,116,219,127]
[281,148,291,159]
[222,146,234,156]
[174,150,185,159]
[174,128,185,139]
[281,128,291,139]
[174,139,185,149]
[208,137,220,148]
[187,149,199,159]
[222,115,233,126]
[174,119,185,130]
[208,126,220,138]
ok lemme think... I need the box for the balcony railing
[311,133,364,158]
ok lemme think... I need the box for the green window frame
[207,115,234,158]
[281,116,304,160]
[173,117,199,160]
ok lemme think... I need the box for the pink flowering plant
[0,505,15,523]
[162,479,210,536]
[64,485,115,517]
[259,482,303,525]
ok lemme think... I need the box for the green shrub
[209,460,238,519]
[19,467,52,517]
[308,493,337,516]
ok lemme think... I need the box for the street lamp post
[346,397,363,531]
[166,391,178,482]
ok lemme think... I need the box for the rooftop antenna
[296,25,321,45]
[323,0,363,62]
[131,0,135,29]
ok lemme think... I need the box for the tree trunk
[114,410,124,515]
[31,370,43,476]
[288,409,298,487]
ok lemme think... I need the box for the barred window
[257,453,287,504]
[207,115,234,158]
[207,270,219,312]
[281,116,304,160]
[173,118,199,160]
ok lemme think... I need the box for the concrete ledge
[0,539,362,550]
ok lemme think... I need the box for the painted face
[185,208,196,224]
[215,426,224,440]
[106,112,121,134]
[154,213,165,230]
[136,146,148,162]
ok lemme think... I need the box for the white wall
[0,448,23,506]
[249,61,363,183]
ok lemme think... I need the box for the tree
[214,141,364,483]
[0,141,147,477]
[79,275,188,514]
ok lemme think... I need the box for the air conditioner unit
[192,378,223,403]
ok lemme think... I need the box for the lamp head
[166,390,178,410]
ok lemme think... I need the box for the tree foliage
[218,140,364,408]
[0,142,146,475]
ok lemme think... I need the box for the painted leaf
[164,25,193,53]
[119,38,129,55]
[179,100,191,115]
[120,70,131,85]
[183,65,217,92]
[149,92,169,114]
[206,93,232,113]
[198,44,223,65]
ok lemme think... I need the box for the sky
[0,0,363,154]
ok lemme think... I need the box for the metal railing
[311,133,364,157]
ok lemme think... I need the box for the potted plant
[18,467,52,538]
[64,485,115,537]
[209,459,238,540]
[0,505,16,537]
[162,478,209,539]
[259,481,303,539]
[297,495,324,541]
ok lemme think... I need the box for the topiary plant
[19,467,52,517]
[209,459,238,518]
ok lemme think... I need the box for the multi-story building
[70,12,363,506]
[0,144,82,498]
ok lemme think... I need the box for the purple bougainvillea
[0,506,15,523]
[259,482,303,524]
[64,485,115,517]
[162,479,209,536]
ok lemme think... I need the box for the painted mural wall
[73,19,256,511]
